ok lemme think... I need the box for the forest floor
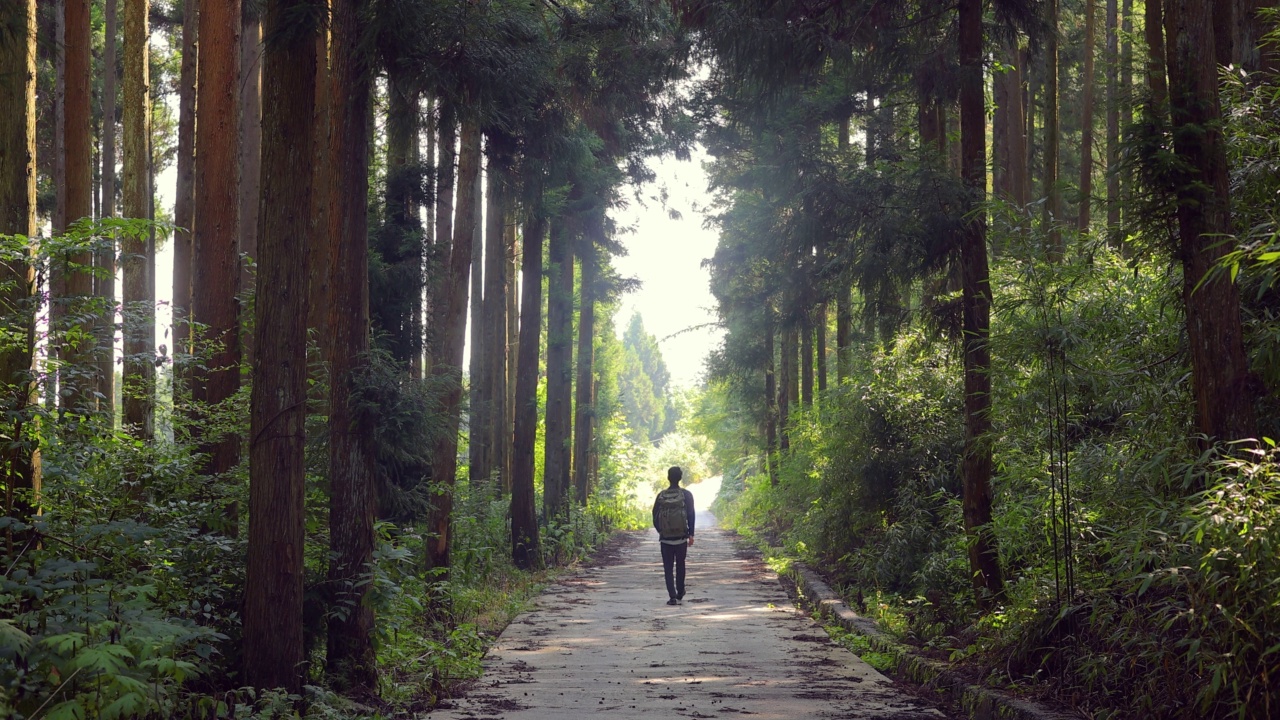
[426,507,953,719]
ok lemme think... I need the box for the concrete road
[429,496,945,719]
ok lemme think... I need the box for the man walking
[653,466,695,605]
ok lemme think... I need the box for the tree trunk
[1106,0,1122,245]
[1045,0,1063,259]
[475,147,507,492]
[543,213,574,521]
[511,207,545,570]
[193,0,242,498]
[424,114,478,573]
[378,67,419,367]
[994,43,1028,208]
[467,133,487,491]
[238,3,262,347]
[1078,0,1098,232]
[173,0,197,372]
[1234,0,1278,73]
[959,0,1005,610]
[0,0,41,544]
[307,4,331,343]
[243,0,316,692]
[122,0,154,437]
[573,222,598,505]
[1119,0,1133,252]
[505,204,519,489]
[61,0,96,412]
[763,324,778,486]
[835,117,852,383]
[1164,0,1257,445]
[800,319,813,407]
[1146,0,1168,108]
[97,0,118,418]
[815,302,827,395]
[324,0,377,691]
[778,324,795,452]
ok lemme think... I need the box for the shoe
[677,598,684,605]
[666,598,678,606]
[677,591,685,600]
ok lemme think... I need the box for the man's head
[667,466,683,486]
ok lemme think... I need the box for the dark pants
[661,541,688,599]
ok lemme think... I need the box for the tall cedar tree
[573,221,599,504]
[192,0,242,492]
[243,0,317,692]
[1044,0,1063,259]
[512,208,545,569]
[425,114,480,573]
[122,0,154,437]
[324,0,378,690]
[482,151,513,494]
[764,322,778,485]
[379,67,420,367]
[1077,0,1098,231]
[466,133,486,491]
[959,0,1005,608]
[61,0,95,412]
[0,0,40,536]
[239,3,262,327]
[96,0,117,417]
[543,214,575,519]
[307,0,332,342]
[1105,0,1121,242]
[1163,0,1257,445]
[173,0,197,367]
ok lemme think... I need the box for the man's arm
[685,490,696,536]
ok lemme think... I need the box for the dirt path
[430,507,946,719]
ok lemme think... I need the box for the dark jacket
[652,487,696,540]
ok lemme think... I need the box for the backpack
[656,488,688,540]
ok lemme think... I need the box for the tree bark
[512,208,545,570]
[193,0,242,498]
[60,0,96,412]
[307,3,331,344]
[573,222,598,505]
[378,67,419,367]
[173,0,197,372]
[239,3,262,346]
[486,163,513,496]
[1106,0,1122,244]
[122,0,154,437]
[1078,0,1098,232]
[1164,0,1257,446]
[778,324,795,452]
[1146,0,1168,108]
[243,0,316,693]
[835,117,852,383]
[324,0,377,691]
[1044,0,1063,259]
[815,302,827,395]
[763,324,778,486]
[800,319,813,407]
[97,0,118,418]
[543,213,574,521]
[467,130,487,492]
[959,0,1005,610]
[0,0,41,543]
[424,114,478,574]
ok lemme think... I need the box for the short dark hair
[667,466,683,483]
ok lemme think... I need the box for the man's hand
[687,536,695,547]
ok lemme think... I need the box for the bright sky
[611,148,723,389]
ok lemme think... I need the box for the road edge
[785,564,1082,720]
